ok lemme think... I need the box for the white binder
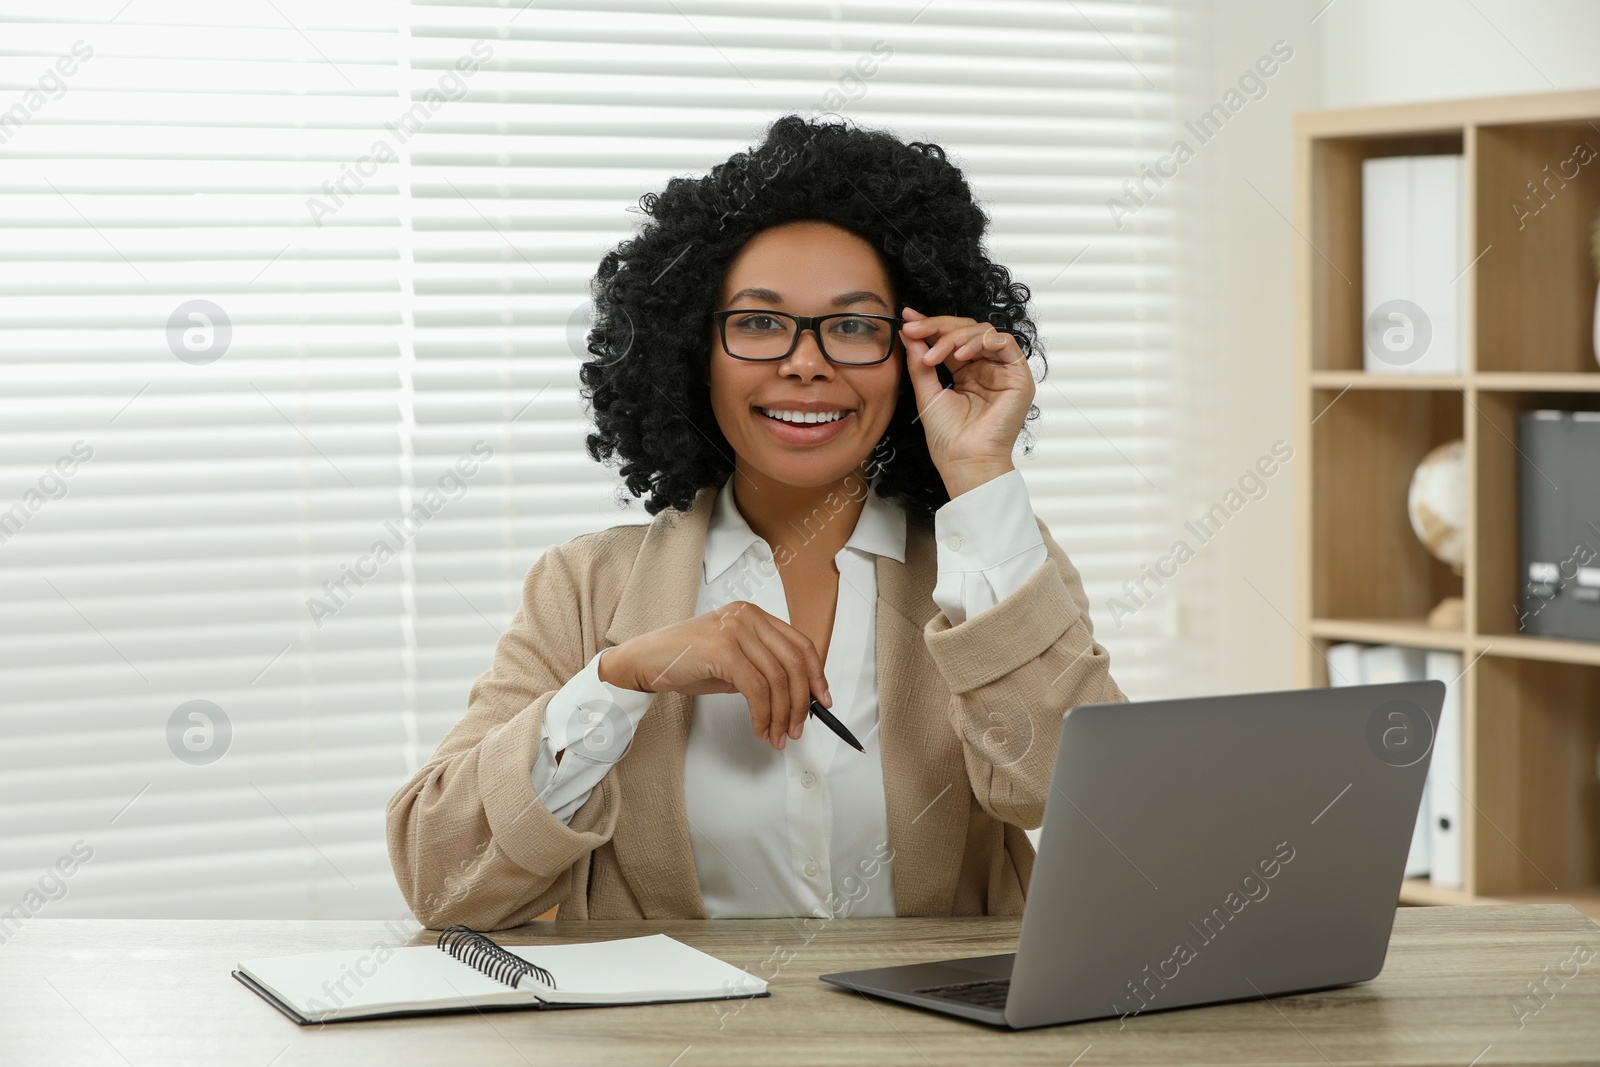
[1362,155,1465,375]
[1425,651,1465,888]
[1360,645,1431,878]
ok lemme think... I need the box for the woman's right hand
[597,601,832,750]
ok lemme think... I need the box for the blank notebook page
[508,934,768,1001]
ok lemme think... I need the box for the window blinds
[0,0,1179,919]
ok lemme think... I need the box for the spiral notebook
[233,925,769,1024]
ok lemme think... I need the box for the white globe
[1408,440,1465,572]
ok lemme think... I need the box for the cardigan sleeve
[528,647,655,823]
[385,536,629,930]
[923,515,1126,831]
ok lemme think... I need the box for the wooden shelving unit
[1293,90,1600,922]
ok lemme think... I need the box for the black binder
[1517,410,1600,641]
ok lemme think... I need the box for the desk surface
[2,905,1596,1067]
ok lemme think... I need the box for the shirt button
[801,771,817,789]
[946,533,964,551]
[804,860,820,877]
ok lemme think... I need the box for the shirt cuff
[931,468,1050,627]
[530,647,656,823]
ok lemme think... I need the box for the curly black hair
[579,112,1045,518]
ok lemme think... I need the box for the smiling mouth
[755,406,853,425]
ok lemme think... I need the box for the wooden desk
[3,905,1596,1066]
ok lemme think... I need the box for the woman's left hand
[900,306,1036,498]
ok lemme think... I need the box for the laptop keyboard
[912,977,1011,1010]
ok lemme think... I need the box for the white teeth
[761,408,846,424]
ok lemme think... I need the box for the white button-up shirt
[530,469,1049,918]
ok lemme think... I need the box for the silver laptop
[820,681,1444,1029]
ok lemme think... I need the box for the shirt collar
[702,472,908,585]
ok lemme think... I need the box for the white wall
[1319,0,1600,106]
[1174,1,1322,696]
[1184,0,1600,697]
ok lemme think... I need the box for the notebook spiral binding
[436,925,558,991]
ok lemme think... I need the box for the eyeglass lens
[723,311,891,364]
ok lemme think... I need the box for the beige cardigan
[386,483,1125,929]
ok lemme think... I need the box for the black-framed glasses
[712,308,904,366]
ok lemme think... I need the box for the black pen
[807,695,864,753]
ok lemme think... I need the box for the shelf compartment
[1308,131,1467,374]
[1469,389,1600,638]
[1471,655,1600,898]
[1475,120,1600,374]
[1312,388,1465,622]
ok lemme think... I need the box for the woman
[386,114,1124,929]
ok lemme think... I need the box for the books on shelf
[1327,642,1462,886]
[1361,154,1466,375]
